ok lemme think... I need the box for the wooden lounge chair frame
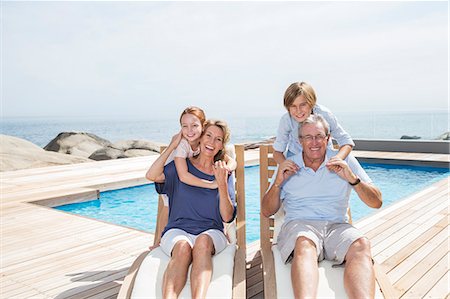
[258,144,396,299]
[118,145,246,299]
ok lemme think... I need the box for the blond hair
[283,82,317,110]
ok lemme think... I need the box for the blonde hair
[202,119,230,161]
[283,82,317,111]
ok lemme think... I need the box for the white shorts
[160,228,228,257]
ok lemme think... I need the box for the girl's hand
[207,180,218,189]
[148,244,159,251]
[169,131,183,148]
[213,160,228,188]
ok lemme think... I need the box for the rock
[44,132,112,158]
[242,137,276,150]
[400,135,421,140]
[88,139,162,161]
[436,132,450,140]
[0,135,92,171]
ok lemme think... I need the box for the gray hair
[298,114,330,137]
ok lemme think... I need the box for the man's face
[299,122,329,162]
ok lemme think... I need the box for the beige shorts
[160,228,228,257]
[277,220,364,264]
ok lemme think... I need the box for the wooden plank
[402,252,449,298]
[422,270,450,299]
[393,239,447,294]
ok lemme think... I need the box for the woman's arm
[213,160,235,222]
[148,206,168,250]
[146,132,181,183]
[174,157,218,189]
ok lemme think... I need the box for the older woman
[147,119,236,299]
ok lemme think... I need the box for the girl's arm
[146,132,182,183]
[223,153,237,172]
[174,157,218,189]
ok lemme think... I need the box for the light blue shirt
[279,149,371,223]
[273,104,355,156]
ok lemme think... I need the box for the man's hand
[326,158,358,184]
[276,159,300,185]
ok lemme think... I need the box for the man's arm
[327,159,382,209]
[261,160,299,217]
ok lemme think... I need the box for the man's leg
[162,240,193,299]
[190,234,215,299]
[291,236,319,299]
[344,237,375,299]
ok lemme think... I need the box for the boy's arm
[174,157,218,189]
[273,151,286,165]
[335,144,353,160]
[326,144,353,172]
[146,133,181,182]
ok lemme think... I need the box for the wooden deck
[1,150,449,298]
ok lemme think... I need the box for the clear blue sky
[2,1,448,120]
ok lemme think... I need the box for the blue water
[56,163,449,243]
[1,111,448,147]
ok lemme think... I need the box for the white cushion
[272,245,383,298]
[131,244,236,299]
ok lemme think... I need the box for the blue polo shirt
[279,149,371,223]
[156,159,236,236]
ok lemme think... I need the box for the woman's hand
[213,160,229,188]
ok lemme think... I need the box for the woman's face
[180,113,203,143]
[288,95,312,123]
[200,125,224,158]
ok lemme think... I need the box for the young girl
[146,106,237,248]
[273,82,354,169]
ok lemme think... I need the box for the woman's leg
[162,240,193,299]
[190,234,215,299]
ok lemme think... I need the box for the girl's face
[288,95,312,123]
[180,113,203,142]
[200,125,224,158]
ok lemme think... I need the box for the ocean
[1,111,448,147]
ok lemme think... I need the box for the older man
[262,114,382,299]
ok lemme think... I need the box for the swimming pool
[55,164,449,243]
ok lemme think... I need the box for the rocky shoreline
[1,131,449,172]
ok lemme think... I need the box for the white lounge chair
[258,144,396,299]
[118,145,247,299]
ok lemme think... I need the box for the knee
[346,237,372,262]
[193,235,214,255]
[293,236,317,257]
[172,241,193,262]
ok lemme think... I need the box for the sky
[2,1,449,120]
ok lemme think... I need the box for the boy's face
[288,95,312,123]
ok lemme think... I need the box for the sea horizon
[1,110,449,148]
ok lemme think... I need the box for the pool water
[56,164,449,243]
